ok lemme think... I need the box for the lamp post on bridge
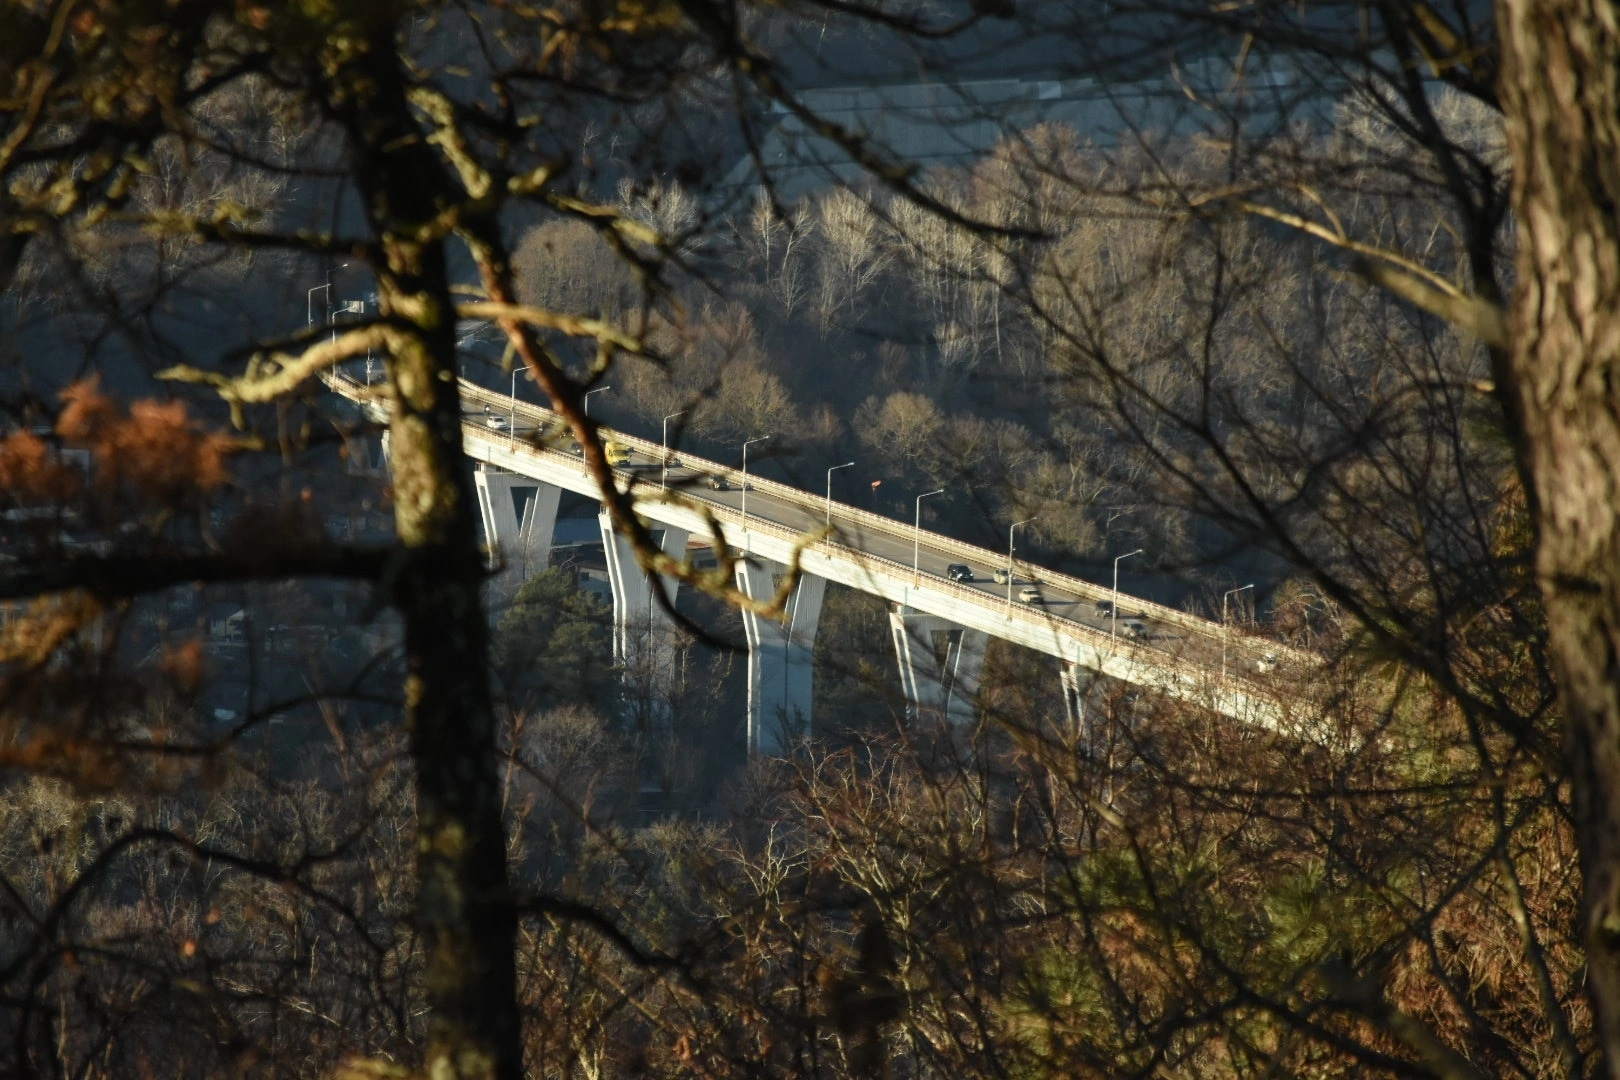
[307,262,349,330]
[323,264,349,344]
[307,285,324,329]
[509,367,534,447]
[1221,583,1254,682]
[913,488,944,586]
[359,294,378,384]
[661,411,687,491]
[326,295,367,378]
[1111,548,1143,642]
[741,435,772,533]
[328,296,364,346]
[583,385,612,417]
[1007,517,1036,609]
[826,461,855,526]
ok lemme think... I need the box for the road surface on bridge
[333,372,1315,726]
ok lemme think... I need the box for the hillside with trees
[1,2,1618,1079]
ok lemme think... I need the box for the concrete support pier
[598,511,689,671]
[344,433,387,476]
[475,465,561,588]
[889,608,987,725]
[735,561,826,756]
[599,513,690,730]
[1060,662,1098,741]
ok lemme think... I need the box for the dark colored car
[706,475,733,490]
[946,564,973,582]
[1094,599,1115,618]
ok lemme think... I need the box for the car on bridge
[705,474,733,491]
[1018,585,1042,604]
[947,564,974,582]
[993,567,1011,585]
[564,439,631,465]
[485,414,510,431]
[1094,599,1115,618]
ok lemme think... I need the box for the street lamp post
[1111,548,1144,641]
[509,367,529,446]
[1221,583,1254,681]
[913,488,945,584]
[583,385,612,417]
[308,264,348,327]
[326,296,368,377]
[826,461,855,526]
[308,264,350,360]
[323,263,349,340]
[1007,517,1036,607]
[741,435,772,532]
[661,411,687,491]
[363,298,374,384]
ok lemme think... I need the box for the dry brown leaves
[56,379,232,508]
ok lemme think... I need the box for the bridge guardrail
[335,372,1285,692]
[458,412,1251,699]
[451,379,1303,667]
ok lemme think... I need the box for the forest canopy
[2,2,1619,1079]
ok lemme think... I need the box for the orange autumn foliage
[0,592,104,667]
[54,380,231,508]
[157,639,206,692]
[0,430,85,506]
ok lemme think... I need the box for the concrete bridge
[329,373,1313,752]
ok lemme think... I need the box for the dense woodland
[0,2,1617,1079]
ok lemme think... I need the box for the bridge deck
[332,372,1314,728]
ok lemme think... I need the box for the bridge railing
[334,372,1292,687]
[450,378,1304,668]
[457,413,1253,699]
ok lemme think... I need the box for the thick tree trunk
[1499,1,1620,1069]
[333,29,522,1080]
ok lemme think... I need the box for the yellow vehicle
[604,440,632,467]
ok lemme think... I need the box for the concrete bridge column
[1060,662,1098,741]
[344,433,386,476]
[946,628,988,725]
[597,511,689,668]
[475,464,561,585]
[598,513,690,732]
[889,608,987,726]
[735,561,826,756]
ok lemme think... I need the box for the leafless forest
[1,2,1616,1078]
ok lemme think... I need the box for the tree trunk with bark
[331,28,522,1080]
[1500,0,1620,1069]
